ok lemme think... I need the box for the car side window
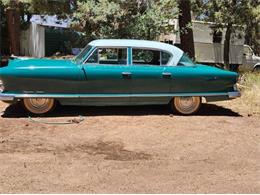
[86,48,127,65]
[177,53,195,66]
[243,46,253,57]
[86,49,98,63]
[161,51,171,65]
[132,49,160,66]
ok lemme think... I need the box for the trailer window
[213,30,222,43]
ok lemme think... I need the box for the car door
[129,48,173,104]
[79,47,131,105]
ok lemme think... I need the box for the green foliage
[131,0,178,39]
[0,0,71,14]
[29,0,70,15]
[193,0,250,30]
[71,0,121,40]
[71,0,178,40]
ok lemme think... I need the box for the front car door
[242,45,255,71]
[80,47,131,105]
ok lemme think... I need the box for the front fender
[0,59,85,94]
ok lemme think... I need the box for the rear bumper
[228,91,241,98]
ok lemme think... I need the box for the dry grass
[238,72,260,114]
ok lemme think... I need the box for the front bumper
[0,93,15,101]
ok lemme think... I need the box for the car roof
[88,39,184,66]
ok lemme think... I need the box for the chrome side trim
[0,91,240,99]
[228,91,241,98]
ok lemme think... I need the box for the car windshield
[73,45,92,64]
[178,53,195,66]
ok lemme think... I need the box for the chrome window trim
[83,46,173,66]
[131,47,173,66]
[87,39,184,66]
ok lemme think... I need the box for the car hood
[7,58,75,68]
[253,55,260,61]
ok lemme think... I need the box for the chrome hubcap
[179,97,194,108]
[30,98,50,108]
[174,96,201,114]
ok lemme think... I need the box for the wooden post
[0,4,2,62]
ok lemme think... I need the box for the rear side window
[132,49,160,65]
[86,48,127,65]
[161,52,171,65]
[132,49,171,66]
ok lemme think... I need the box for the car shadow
[1,103,242,118]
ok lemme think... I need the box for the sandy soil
[0,100,259,193]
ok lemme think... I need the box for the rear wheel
[22,98,55,115]
[171,96,201,115]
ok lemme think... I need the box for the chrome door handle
[162,72,172,79]
[206,76,218,81]
[122,72,132,79]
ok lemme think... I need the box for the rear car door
[130,48,173,98]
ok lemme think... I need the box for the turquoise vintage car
[0,39,240,115]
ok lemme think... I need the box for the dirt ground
[0,100,259,193]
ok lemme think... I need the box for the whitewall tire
[22,98,55,115]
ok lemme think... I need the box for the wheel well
[253,64,260,71]
[170,96,205,103]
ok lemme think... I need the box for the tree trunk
[178,0,195,59]
[244,18,253,46]
[224,23,232,70]
[6,7,20,56]
[0,4,2,60]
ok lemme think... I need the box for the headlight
[0,80,4,92]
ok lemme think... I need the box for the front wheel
[253,66,260,72]
[171,96,201,115]
[22,98,56,115]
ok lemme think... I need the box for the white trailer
[160,20,245,68]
